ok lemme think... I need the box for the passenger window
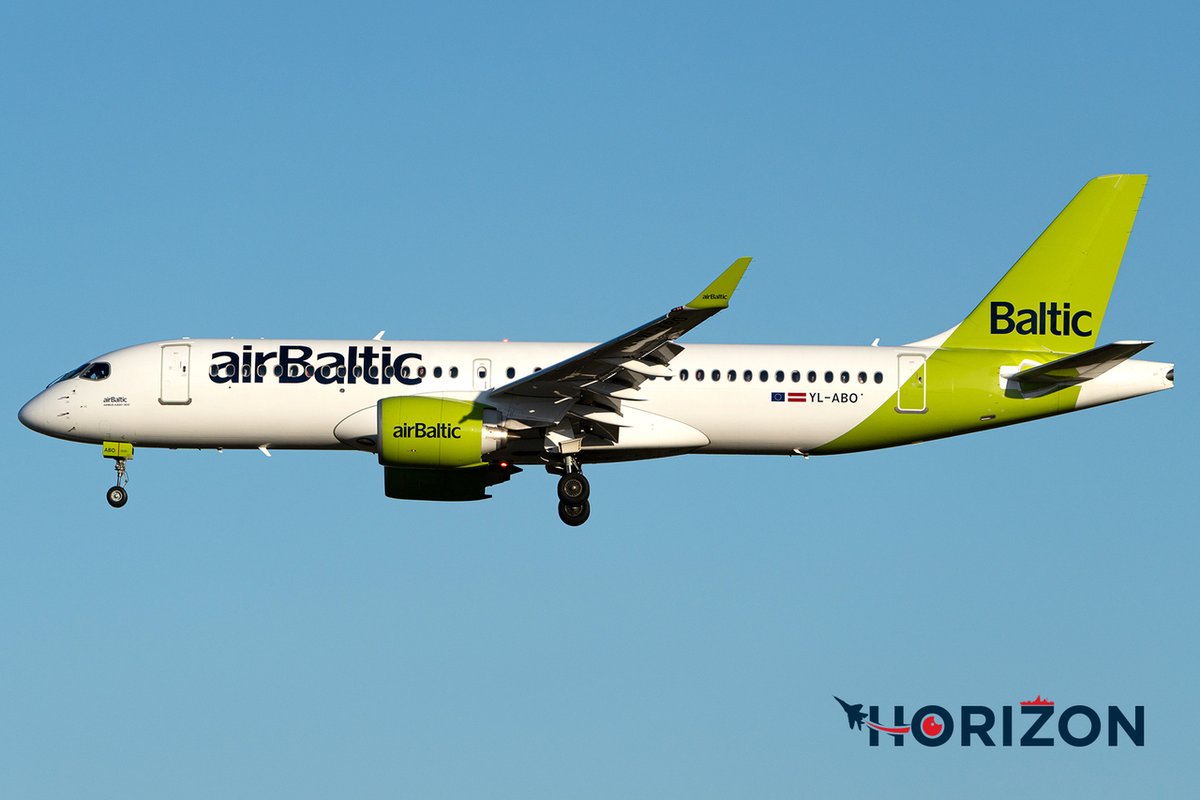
[759,370,768,382]
[450,366,459,379]
[743,370,752,382]
[680,369,689,381]
[874,371,884,384]
[433,366,442,378]
[366,365,377,379]
[791,370,800,383]
[696,369,705,382]
[807,370,817,383]
[824,371,834,383]
[712,369,720,382]
[305,365,314,378]
[273,365,282,377]
[402,365,411,378]
[728,369,737,382]
[506,367,515,379]
[353,366,363,378]
[244,365,252,380]
[840,371,849,383]
[337,366,347,378]
[775,370,784,382]
[418,366,427,378]
[384,365,394,378]
[858,371,867,384]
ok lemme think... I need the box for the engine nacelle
[377,396,507,468]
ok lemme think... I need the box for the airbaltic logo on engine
[207,345,422,386]
[393,422,462,439]
[990,301,1093,336]
[833,695,1143,747]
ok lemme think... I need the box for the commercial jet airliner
[18,175,1174,525]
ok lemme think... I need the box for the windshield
[47,362,91,387]
[47,361,111,387]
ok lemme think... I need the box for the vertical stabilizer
[941,174,1147,353]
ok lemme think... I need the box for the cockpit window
[48,362,91,387]
[80,362,111,381]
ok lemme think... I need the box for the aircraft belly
[643,387,888,455]
[580,406,709,452]
[128,383,355,449]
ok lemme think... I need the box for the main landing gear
[554,458,591,527]
[106,456,129,508]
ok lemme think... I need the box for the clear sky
[2,2,1196,797]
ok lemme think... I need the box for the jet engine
[377,396,509,468]
[377,397,516,501]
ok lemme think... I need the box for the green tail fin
[942,174,1147,353]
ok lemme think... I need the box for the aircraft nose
[18,391,58,435]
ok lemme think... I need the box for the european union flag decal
[770,392,784,402]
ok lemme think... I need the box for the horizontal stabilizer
[1008,340,1153,389]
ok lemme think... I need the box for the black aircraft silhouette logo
[834,696,868,730]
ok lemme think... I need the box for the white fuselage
[18,338,1173,463]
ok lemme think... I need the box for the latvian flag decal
[770,392,807,403]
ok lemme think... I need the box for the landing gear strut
[106,456,129,508]
[555,457,590,526]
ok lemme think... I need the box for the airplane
[834,696,868,730]
[18,175,1173,526]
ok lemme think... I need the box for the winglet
[687,257,751,310]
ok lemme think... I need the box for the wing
[485,258,751,440]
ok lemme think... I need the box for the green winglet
[687,257,751,309]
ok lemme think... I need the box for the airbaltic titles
[210,344,423,386]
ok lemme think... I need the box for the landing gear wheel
[106,485,128,508]
[558,500,590,527]
[557,473,590,503]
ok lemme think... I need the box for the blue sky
[2,2,1196,797]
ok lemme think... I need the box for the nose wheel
[106,456,130,508]
[106,485,128,508]
[555,461,591,526]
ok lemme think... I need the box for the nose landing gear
[106,457,129,508]
[554,458,591,526]
[102,441,133,508]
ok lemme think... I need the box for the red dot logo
[921,714,944,738]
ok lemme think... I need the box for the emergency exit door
[472,358,492,391]
[160,344,192,405]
